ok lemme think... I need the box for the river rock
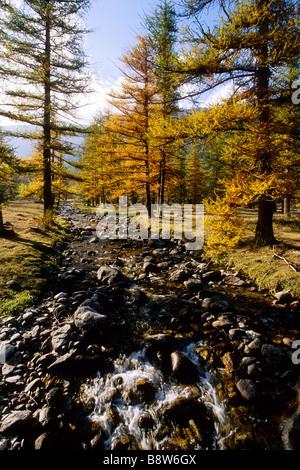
[36,406,54,427]
[224,275,246,287]
[229,328,247,340]
[221,351,235,377]
[183,278,203,292]
[201,270,222,282]
[51,323,73,352]
[201,298,230,313]
[138,413,154,429]
[24,377,43,394]
[97,266,129,287]
[0,410,35,436]
[274,291,292,304]
[236,379,261,402]
[143,260,160,274]
[145,334,177,372]
[169,268,192,282]
[145,333,177,353]
[244,338,262,354]
[290,301,300,314]
[260,343,290,372]
[46,349,77,373]
[162,396,212,428]
[282,412,300,450]
[74,305,107,337]
[0,342,16,363]
[212,315,232,328]
[135,379,157,404]
[171,350,203,383]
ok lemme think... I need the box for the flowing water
[82,342,233,450]
[60,206,300,450]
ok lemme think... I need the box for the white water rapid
[82,343,232,450]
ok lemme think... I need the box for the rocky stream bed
[0,204,300,451]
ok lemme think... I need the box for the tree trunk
[283,197,291,218]
[158,148,166,206]
[145,143,151,217]
[43,1,53,215]
[253,2,275,246]
[254,195,276,246]
[0,209,3,232]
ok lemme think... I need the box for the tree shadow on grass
[0,229,56,257]
[14,235,56,256]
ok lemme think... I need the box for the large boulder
[169,268,192,283]
[171,350,204,383]
[144,334,177,373]
[0,410,35,436]
[97,266,129,287]
[74,305,107,337]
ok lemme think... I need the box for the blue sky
[85,0,161,82]
[79,0,175,123]
[78,0,229,124]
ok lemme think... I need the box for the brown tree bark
[43,1,53,215]
[253,1,276,246]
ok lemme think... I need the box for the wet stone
[260,343,290,372]
[236,379,261,402]
[135,379,157,404]
[171,350,203,383]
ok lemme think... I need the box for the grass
[219,206,300,297]
[0,199,69,319]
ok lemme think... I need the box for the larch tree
[178,0,300,247]
[80,114,118,206]
[18,125,83,208]
[145,0,180,205]
[0,0,91,216]
[185,145,206,204]
[106,36,160,215]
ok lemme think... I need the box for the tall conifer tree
[0,0,90,215]
[145,0,179,205]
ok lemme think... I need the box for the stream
[0,204,299,451]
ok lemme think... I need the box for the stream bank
[0,204,299,450]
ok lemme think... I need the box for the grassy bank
[0,199,68,318]
[221,207,300,297]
